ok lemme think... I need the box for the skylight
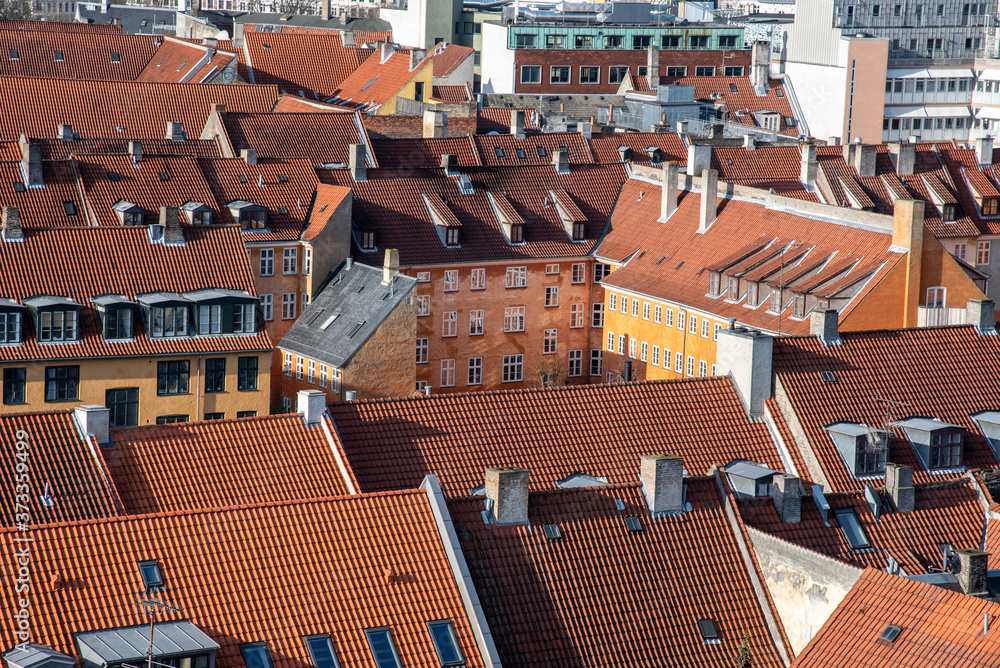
[107,172,120,182]
[698,618,721,643]
[110,52,120,64]
[320,313,340,330]
[137,559,163,593]
[536,146,546,158]
[361,77,378,92]
[543,523,563,540]
[365,629,402,668]
[158,172,170,182]
[54,50,63,62]
[515,148,526,161]
[729,83,738,93]
[495,147,504,159]
[624,516,643,533]
[240,644,274,668]
[304,635,341,668]
[878,625,902,643]
[833,508,872,550]
[348,320,366,337]
[426,621,464,667]
[821,370,836,383]
[63,201,76,217]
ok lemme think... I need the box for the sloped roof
[371,135,480,169]
[271,93,356,113]
[0,490,486,668]
[103,414,353,514]
[330,47,428,112]
[0,19,123,33]
[790,568,1000,667]
[362,113,478,140]
[303,182,351,241]
[328,377,787,497]
[136,37,236,84]
[474,131,594,166]
[221,111,374,167]
[430,84,472,103]
[476,107,540,134]
[448,479,787,667]
[0,30,157,79]
[0,159,87,228]
[428,41,472,77]
[590,131,687,167]
[772,326,1000,492]
[670,77,798,136]
[37,137,222,160]
[245,31,369,99]
[712,145,820,202]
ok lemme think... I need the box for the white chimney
[382,248,399,285]
[810,308,841,345]
[716,322,773,418]
[885,463,914,513]
[297,389,326,427]
[698,169,718,233]
[165,122,185,142]
[967,298,996,334]
[977,136,994,168]
[241,148,257,166]
[485,467,529,525]
[686,143,710,176]
[74,405,110,445]
[510,109,526,139]
[349,144,367,183]
[659,161,678,222]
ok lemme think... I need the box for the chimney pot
[640,454,684,514]
[297,389,326,426]
[2,206,23,242]
[809,308,840,345]
[159,206,183,245]
[165,122,185,142]
[771,474,801,523]
[699,169,718,233]
[56,124,74,141]
[241,148,257,166]
[967,298,996,334]
[800,141,818,188]
[510,110,526,139]
[422,109,447,138]
[382,248,399,285]
[955,549,990,596]
[74,405,110,446]
[349,144,367,183]
[885,463,914,513]
[485,467,530,525]
[659,161,678,221]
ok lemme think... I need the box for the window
[238,356,258,390]
[575,35,593,48]
[927,286,946,308]
[592,303,604,327]
[833,508,872,550]
[304,636,341,668]
[629,339,637,359]
[724,66,743,76]
[416,338,429,364]
[502,354,524,382]
[664,309,673,327]
[652,304,662,324]
[44,365,79,402]
[651,345,660,367]
[571,263,586,284]
[106,388,139,427]
[609,66,628,84]
[677,311,685,330]
[594,263,610,283]
[365,629,402,668]
[3,368,25,404]
[417,271,431,283]
[719,35,738,48]
[607,331,615,352]
[621,295,628,314]
[609,293,617,311]
[954,243,968,262]
[468,357,482,385]
[546,34,565,48]
[307,360,316,384]
[666,66,686,77]
[469,309,484,335]
[872,3,881,14]
[590,349,602,376]
[320,365,328,389]
[977,241,991,265]
[545,286,559,307]
[688,315,697,334]
[282,293,297,320]
[580,66,600,83]
[566,349,583,377]
[690,36,709,48]
[514,33,536,48]
[138,560,164,593]
[205,358,226,393]
[283,247,298,274]
[544,329,557,354]
[618,335,626,355]
[640,342,648,362]
[520,66,541,83]
[417,295,430,316]
[686,356,695,377]
[442,311,457,337]
[196,304,222,335]
[261,294,273,322]
[284,352,293,376]
[699,360,707,377]
[603,35,622,48]
[695,66,715,76]
[440,359,456,387]
[443,270,458,291]
[701,319,710,338]
[103,307,132,340]
[545,263,560,275]
[470,268,486,290]
[504,306,525,332]
[361,231,376,250]
[296,356,304,380]
[551,66,570,83]
[632,35,651,49]
[931,431,962,468]
[39,310,77,342]
[631,299,639,317]
[0,311,20,343]
[157,361,189,395]
[156,415,188,424]
[241,644,274,668]
[506,266,527,288]
[570,303,584,328]
[675,352,683,373]
[259,248,274,276]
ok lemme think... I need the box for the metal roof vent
[878,625,902,643]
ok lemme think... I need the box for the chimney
[954,549,990,596]
[345,389,357,400]
[659,161,678,222]
[579,121,592,139]
[967,298,996,334]
[853,143,876,177]
[440,153,458,173]
[321,0,330,20]
[800,141,818,189]
[211,103,227,115]
[977,136,994,168]
[640,454,684,514]
[485,467,529,525]
[241,148,257,166]
[165,122,184,142]
[409,48,426,71]
[422,109,447,138]
[716,323,773,418]
[56,124,74,141]
[74,405,110,446]
[382,248,399,285]
[380,41,395,63]
[552,149,569,175]
[297,389,326,426]
[129,140,142,164]
[888,141,915,176]
[771,474,801,523]
[828,136,841,146]
[892,200,925,327]
[710,123,724,141]
[18,134,42,187]
[623,360,633,381]
[842,142,857,166]
[341,31,354,47]
[699,169,718,233]
[744,134,756,150]
[751,40,770,89]
[159,206,183,245]
[809,308,840,345]
[884,463,914,513]
[2,206,22,242]
[686,143,711,176]
[349,144,367,183]
[510,109,526,139]
[647,44,660,89]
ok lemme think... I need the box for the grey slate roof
[75,4,177,34]
[75,621,219,668]
[278,261,415,369]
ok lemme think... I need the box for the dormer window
[572,221,585,240]
[942,203,957,222]
[826,423,887,477]
[181,201,212,225]
[24,297,79,343]
[228,201,267,230]
[362,231,376,250]
[898,417,965,471]
[140,294,191,338]
[445,227,459,246]
[768,286,782,314]
[746,282,759,307]
[793,294,806,318]
[105,307,132,339]
[0,301,22,344]
[186,290,258,335]
[113,201,144,226]
[984,198,999,216]
[727,276,740,301]
[510,224,524,243]
[709,272,721,296]
[931,431,962,468]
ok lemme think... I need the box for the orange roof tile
[0,19,122,33]
[38,137,222,159]
[791,568,1000,667]
[428,41,473,77]
[136,36,237,83]
[431,83,472,103]
[371,135,480,169]
[476,107,540,134]
[449,479,787,667]
[0,159,87,228]
[271,93,356,113]
[590,131,688,167]
[330,47,428,112]
[303,183,351,241]
[245,31,369,98]
[474,131,594,166]
[329,378,787,497]
[0,30,157,79]
[363,113,478,140]
[666,77,798,135]
[221,111,374,167]
[712,145,820,202]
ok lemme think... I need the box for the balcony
[917,306,966,326]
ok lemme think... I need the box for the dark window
[157,361,190,395]
[537,146,547,157]
[446,227,460,246]
[54,50,63,61]
[104,307,133,340]
[666,66,687,77]
[515,148,526,160]
[575,35,593,48]
[240,209,267,229]
[719,35,738,48]
[690,35,709,48]
[137,560,163,593]
[426,621,464,666]
[520,66,541,83]
[833,508,872,549]
[594,262,611,282]
[661,35,680,48]
[3,367,26,404]
[414,81,424,102]
[698,618,720,642]
[495,147,504,159]
[240,644,274,668]
[514,33,535,48]
[63,201,76,217]
[550,65,570,83]
[632,35,651,49]
[110,52,120,63]
[609,66,628,84]
[510,224,524,243]
[724,66,744,76]
[855,436,886,474]
[38,309,77,342]
[156,415,188,424]
[362,231,376,250]
[304,636,341,668]
[238,356,258,391]
[573,221,586,240]
[205,358,226,393]
[0,311,20,343]
[930,431,962,468]
[580,66,600,83]
[236,410,257,418]
[45,365,79,402]
[365,629,402,668]
[106,388,139,427]
[695,66,716,76]
[204,412,224,420]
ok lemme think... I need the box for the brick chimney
[716,322,773,418]
[884,463,914,513]
[349,144,367,183]
[74,405,110,446]
[440,154,458,174]
[800,141,817,189]
[751,40,770,90]
[977,136,994,168]
[810,308,840,345]
[485,467,529,525]
[297,389,326,427]
[423,109,447,138]
[510,109,526,139]
[686,143,710,176]
[165,122,185,142]
[771,474,801,523]
[888,141,915,176]
[159,206,183,246]
[892,200,924,327]
[853,143,876,177]
[699,169,718,233]
[967,298,996,334]
[382,248,399,285]
[647,43,660,89]
[409,48,426,71]
[2,206,22,242]
[640,454,684,514]
[129,140,142,165]
[19,134,42,187]
[954,549,990,596]
[552,149,569,175]
[56,124,74,141]
[241,148,257,166]
[659,161,678,222]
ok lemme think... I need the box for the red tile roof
[0,410,121,526]
[319,162,626,265]
[271,92,357,113]
[647,77,797,135]
[790,568,1000,667]
[352,30,392,43]
[38,137,222,159]
[330,47,428,112]
[431,83,472,103]
[738,479,985,574]
[0,19,122,33]
[371,135,480,169]
[0,30,157,79]
[220,110,375,166]
[590,131,688,167]
[0,159,87,228]
[136,36,237,83]
[303,183,352,241]
[448,479,787,667]
[0,490,486,668]
[245,31,369,98]
[428,41,472,77]
[476,107,540,134]
[0,76,278,141]
[772,326,1000,493]
[362,113,479,139]
[712,145,820,201]
[329,378,787,497]
[474,131,594,166]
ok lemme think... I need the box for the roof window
[495,147,504,159]
[278,174,288,183]
[158,172,169,182]
[364,629,402,668]
[8,49,17,60]
[543,523,563,540]
[240,643,273,668]
[833,507,872,550]
[537,146,546,158]
[361,77,378,92]
[238,174,248,184]
[775,88,784,98]
[262,43,271,49]
[304,635,341,668]
[878,625,902,643]
[278,206,289,214]
[137,559,164,593]
[624,516,643,533]
[348,320,366,337]
[698,618,721,644]
[63,201,77,217]
[107,171,120,182]
[14,182,25,193]
[426,621,464,667]
[320,313,340,330]
[729,83,738,93]
[54,50,63,62]
[515,148,526,161]
[821,370,836,383]
[110,52,120,64]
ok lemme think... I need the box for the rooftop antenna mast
[776,240,802,337]
[870,396,908,452]
[134,593,182,668]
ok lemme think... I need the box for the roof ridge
[109,412,308,434]
[776,323,978,343]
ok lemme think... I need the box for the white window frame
[545,286,559,307]
[543,329,557,354]
[417,295,430,316]
[504,306,526,332]
[570,303,584,328]
[470,309,484,336]
[260,294,273,321]
[505,266,527,288]
[568,349,582,376]
[471,268,486,290]
[416,338,429,364]
[444,270,458,292]
[259,248,274,276]
[283,247,298,275]
[442,311,457,337]
[571,263,586,284]
[468,357,483,385]
[282,293,296,320]
[440,359,456,387]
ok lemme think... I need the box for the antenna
[867,396,908,455]
[134,593,182,668]
[775,240,803,337]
